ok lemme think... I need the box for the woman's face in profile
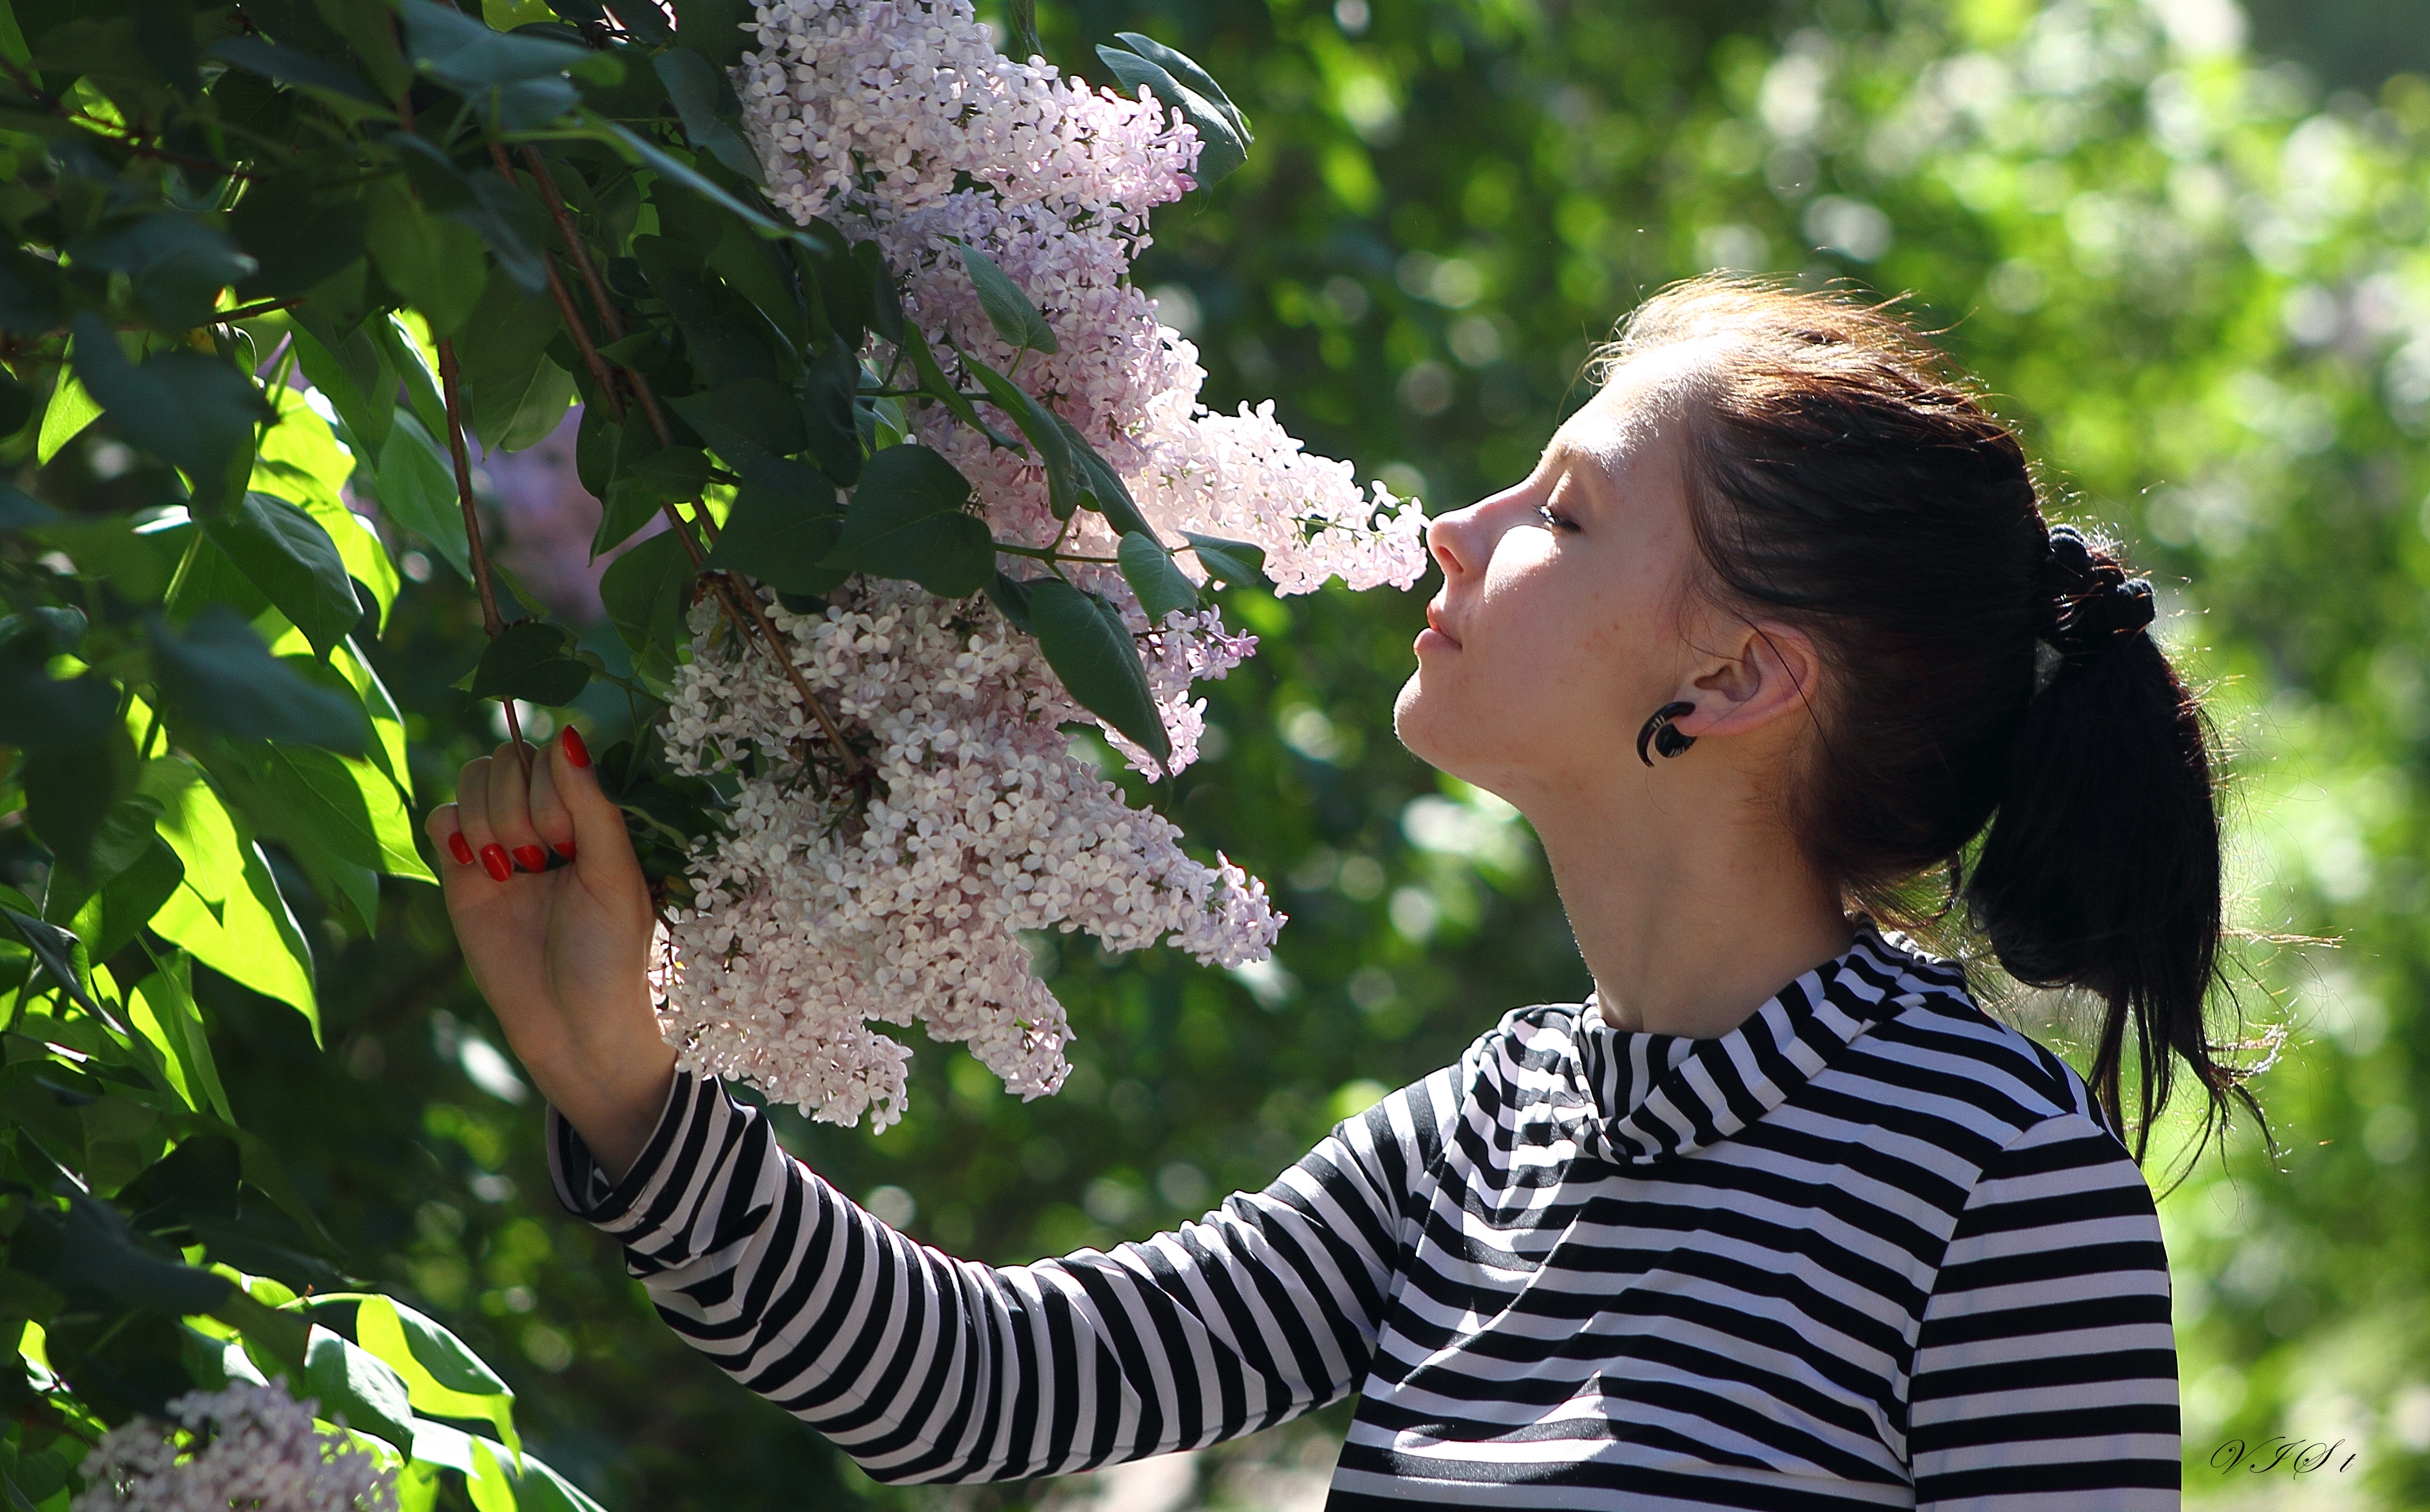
[1391,343,1718,808]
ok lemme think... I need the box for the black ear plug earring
[1635,702,1697,766]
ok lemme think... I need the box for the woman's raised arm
[543,1061,1454,1484]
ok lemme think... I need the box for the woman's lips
[1420,603,1462,650]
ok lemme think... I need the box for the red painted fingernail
[480,844,513,883]
[512,845,548,873]
[447,832,475,866]
[553,841,577,861]
[561,726,591,769]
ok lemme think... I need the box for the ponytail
[1963,527,2267,1171]
[1600,272,2272,1185]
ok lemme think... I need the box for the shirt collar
[1572,919,1956,1165]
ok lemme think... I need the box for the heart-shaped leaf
[1118,532,1198,622]
[470,621,593,706]
[824,445,994,597]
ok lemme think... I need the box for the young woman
[431,275,2257,1508]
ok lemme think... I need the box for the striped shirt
[549,921,2179,1508]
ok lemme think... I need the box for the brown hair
[1596,271,2267,1179]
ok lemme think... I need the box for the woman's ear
[1680,621,1822,739]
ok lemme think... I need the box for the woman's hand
[425,727,676,1179]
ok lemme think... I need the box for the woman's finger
[528,741,575,861]
[454,755,511,883]
[549,725,640,883]
[485,741,550,874]
[424,801,474,874]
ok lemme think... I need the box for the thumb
[550,727,639,875]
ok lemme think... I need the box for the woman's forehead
[1550,341,1714,477]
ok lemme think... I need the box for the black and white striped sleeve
[1908,1111,2181,1511]
[547,1068,1460,1484]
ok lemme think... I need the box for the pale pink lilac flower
[74,1382,397,1512]
[661,0,1424,1124]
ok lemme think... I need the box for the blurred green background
[140,0,2430,1504]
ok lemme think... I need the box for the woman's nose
[1427,502,1483,581]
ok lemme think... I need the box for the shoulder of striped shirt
[1849,951,2136,1157]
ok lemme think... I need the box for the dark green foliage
[4,0,2419,1506]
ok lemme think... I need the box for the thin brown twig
[712,569,861,776]
[437,335,533,785]
[205,295,305,326]
[520,143,678,452]
[514,146,839,767]
[494,140,626,425]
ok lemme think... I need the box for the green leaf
[799,335,862,486]
[1048,410,1155,539]
[665,377,804,469]
[853,240,903,347]
[22,732,133,881]
[0,649,117,752]
[708,464,842,595]
[825,444,993,597]
[896,325,1019,451]
[36,359,102,464]
[307,0,412,99]
[67,214,258,331]
[304,1326,416,1451]
[651,47,759,181]
[669,0,750,66]
[204,493,363,659]
[396,0,588,86]
[68,315,271,513]
[599,531,693,679]
[454,274,574,453]
[130,944,234,1124]
[373,315,449,439]
[355,1296,518,1442]
[597,446,707,556]
[226,172,372,299]
[470,621,592,706]
[53,1190,233,1315]
[510,1456,610,1512]
[634,237,777,388]
[984,571,1034,634]
[497,358,577,452]
[141,757,320,1032]
[960,348,1079,517]
[373,413,472,581]
[1118,532,1199,622]
[1026,579,1169,770]
[1094,41,1248,187]
[706,219,807,348]
[231,740,436,885]
[365,180,489,338]
[3,906,103,1017]
[64,835,184,966]
[205,34,386,111]
[1111,31,1249,138]
[955,242,1056,354]
[570,110,791,238]
[150,607,373,753]
[290,313,397,457]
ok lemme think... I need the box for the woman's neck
[1525,774,1855,1039]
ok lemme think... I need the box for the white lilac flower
[667,0,1427,1126]
[74,1381,397,1512]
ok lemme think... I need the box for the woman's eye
[1538,503,1577,532]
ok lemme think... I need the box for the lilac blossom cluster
[660,582,1279,1126]
[73,1382,397,1512]
[660,0,1426,1124]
